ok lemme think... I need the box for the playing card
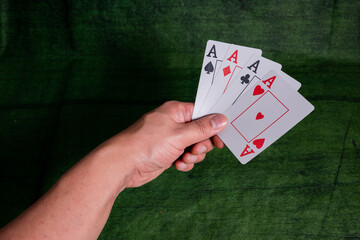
[209,56,282,114]
[276,70,301,91]
[196,44,262,117]
[192,40,231,119]
[243,70,301,96]
[218,70,314,164]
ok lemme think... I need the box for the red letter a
[262,75,276,89]
[227,50,238,64]
[240,144,255,157]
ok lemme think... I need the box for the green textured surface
[0,0,359,239]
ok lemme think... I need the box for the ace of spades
[192,40,231,119]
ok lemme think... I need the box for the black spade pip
[204,61,214,74]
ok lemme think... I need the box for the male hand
[0,101,228,240]
[102,101,228,188]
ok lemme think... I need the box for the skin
[0,101,227,240]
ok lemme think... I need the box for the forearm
[0,139,134,240]
[0,101,227,239]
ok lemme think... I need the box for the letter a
[262,75,276,89]
[240,144,255,157]
[206,45,217,58]
[227,50,238,64]
[247,60,260,73]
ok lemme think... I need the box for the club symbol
[240,74,250,84]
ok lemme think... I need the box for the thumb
[179,114,228,147]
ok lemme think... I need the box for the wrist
[85,135,137,196]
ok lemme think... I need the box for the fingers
[191,139,214,155]
[156,101,227,173]
[175,160,194,172]
[158,101,194,123]
[176,137,226,172]
[179,114,228,148]
[176,138,213,171]
[183,139,214,164]
[175,151,206,172]
[182,152,206,164]
[158,101,228,149]
[212,135,225,149]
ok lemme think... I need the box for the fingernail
[210,114,228,130]
[199,146,207,154]
[188,155,198,163]
[178,161,187,170]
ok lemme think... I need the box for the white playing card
[192,40,231,119]
[209,56,282,114]
[218,70,314,165]
[196,44,262,118]
[243,70,300,97]
[278,70,301,91]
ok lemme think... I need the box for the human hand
[0,101,228,240]
[101,101,228,188]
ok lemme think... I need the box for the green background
[0,0,359,239]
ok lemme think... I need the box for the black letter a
[247,60,260,74]
[206,45,217,58]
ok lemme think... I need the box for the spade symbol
[204,61,214,74]
[240,74,250,84]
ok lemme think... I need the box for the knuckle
[142,112,154,122]
[207,144,214,152]
[159,101,183,116]
[197,154,206,162]
[162,100,179,109]
[141,111,163,126]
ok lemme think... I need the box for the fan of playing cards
[193,40,314,164]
